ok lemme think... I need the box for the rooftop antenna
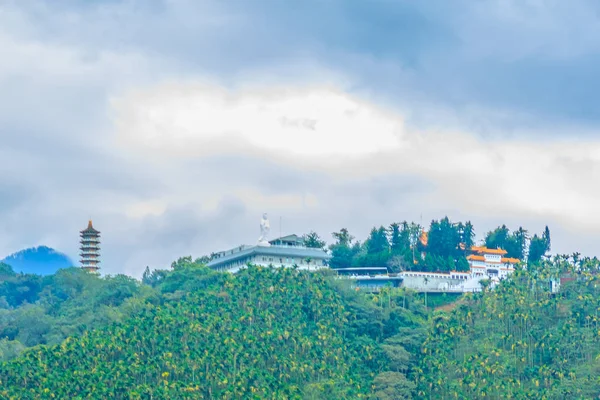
[279,216,282,244]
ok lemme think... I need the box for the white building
[467,246,519,282]
[399,245,521,292]
[206,234,331,273]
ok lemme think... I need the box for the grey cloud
[9,0,600,133]
[2,0,600,278]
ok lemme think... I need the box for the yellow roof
[471,246,508,255]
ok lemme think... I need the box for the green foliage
[0,263,15,279]
[427,217,462,259]
[485,224,511,250]
[367,226,390,255]
[331,223,421,272]
[485,225,549,262]
[0,268,147,361]
[329,228,361,268]
[389,223,404,254]
[529,227,551,265]
[419,258,600,399]
[0,266,427,399]
[332,228,354,247]
[419,217,470,272]
[303,231,326,249]
[371,371,415,400]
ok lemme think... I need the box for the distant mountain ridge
[1,246,73,275]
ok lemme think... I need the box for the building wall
[211,254,329,273]
[484,254,502,262]
[401,273,479,292]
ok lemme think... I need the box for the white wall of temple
[484,254,502,262]
[210,254,329,273]
[401,263,516,292]
[401,275,482,292]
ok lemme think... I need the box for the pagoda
[80,220,101,273]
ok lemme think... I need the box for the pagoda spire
[80,220,101,273]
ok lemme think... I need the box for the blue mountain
[1,246,74,275]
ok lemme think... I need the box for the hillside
[1,246,73,275]
[0,263,145,357]
[2,255,600,398]
[0,263,427,399]
[419,259,600,399]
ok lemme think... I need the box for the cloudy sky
[2,0,600,276]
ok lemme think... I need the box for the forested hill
[0,262,427,399]
[419,259,600,399]
[1,256,600,398]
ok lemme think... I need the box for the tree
[542,225,551,253]
[196,255,211,264]
[389,223,403,254]
[485,225,529,259]
[455,256,470,272]
[0,263,15,279]
[303,231,326,249]
[461,221,475,249]
[372,371,415,399]
[0,339,24,362]
[329,229,359,269]
[142,266,152,285]
[387,255,411,273]
[353,227,391,268]
[485,224,510,249]
[367,226,389,255]
[332,228,354,247]
[427,217,461,259]
[171,256,194,270]
[528,234,548,265]
[512,227,529,259]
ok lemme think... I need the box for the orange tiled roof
[467,255,485,261]
[501,257,520,264]
[471,246,508,255]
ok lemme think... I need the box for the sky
[2,0,600,277]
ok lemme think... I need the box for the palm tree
[423,277,429,309]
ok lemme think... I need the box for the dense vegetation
[0,262,145,361]
[2,217,600,398]
[324,218,551,273]
[420,255,600,399]
[0,259,427,399]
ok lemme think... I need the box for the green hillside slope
[0,265,425,399]
[418,261,600,399]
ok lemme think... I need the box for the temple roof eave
[207,245,331,268]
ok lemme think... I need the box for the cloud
[2,0,600,278]
[112,82,404,159]
[110,80,600,245]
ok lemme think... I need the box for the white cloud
[110,80,600,242]
[4,0,600,278]
[112,82,405,159]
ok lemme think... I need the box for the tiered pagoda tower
[80,220,101,273]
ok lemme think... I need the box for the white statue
[258,213,271,246]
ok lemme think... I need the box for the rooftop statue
[258,213,271,246]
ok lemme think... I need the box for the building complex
[400,241,520,292]
[207,234,331,273]
[206,217,522,293]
